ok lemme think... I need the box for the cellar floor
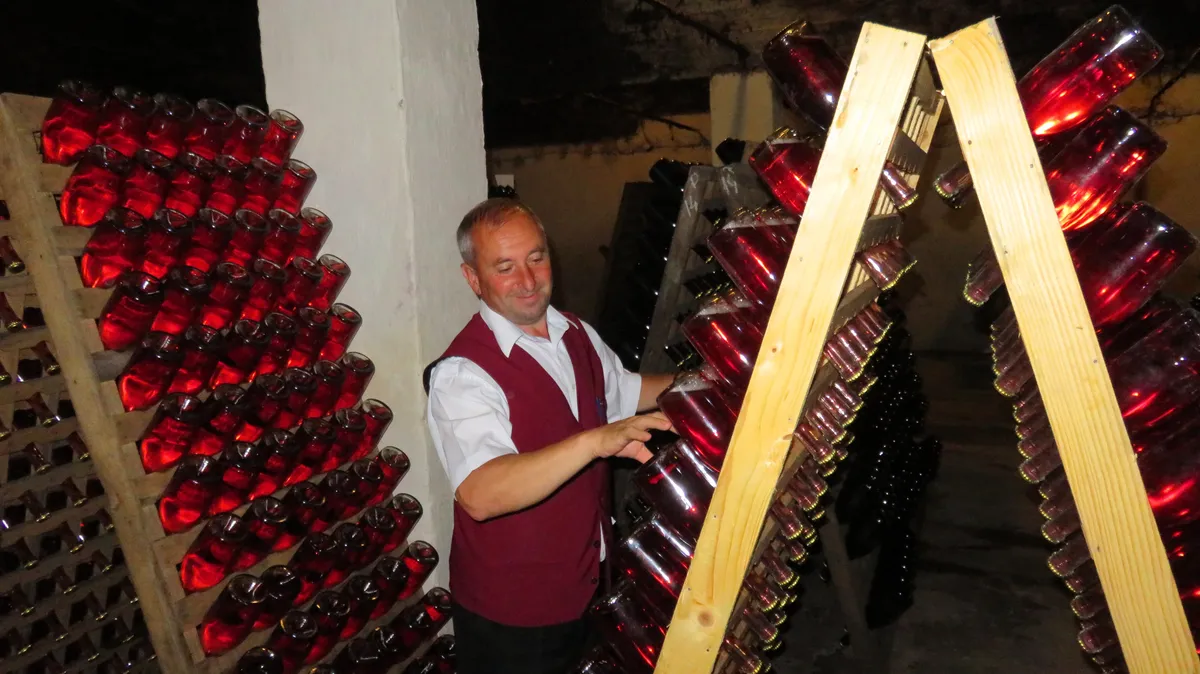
[774,352,1091,673]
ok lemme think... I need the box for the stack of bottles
[394,634,456,674]
[570,22,942,674]
[0,430,156,671]
[938,6,1200,668]
[38,84,451,670]
[833,300,940,629]
[595,158,718,371]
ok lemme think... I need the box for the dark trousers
[454,602,591,674]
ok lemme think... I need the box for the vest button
[590,577,599,585]
[593,540,601,549]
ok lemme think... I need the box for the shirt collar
[479,300,572,357]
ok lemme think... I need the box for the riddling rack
[0,93,445,673]
[930,18,1200,674]
[0,98,160,673]
[638,163,770,375]
[656,22,943,673]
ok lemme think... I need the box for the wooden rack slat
[0,564,131,633]
[0,495,110,547]
[0,373,69,404]
[0,418,82,456]
[640,166,723,374]
[0,532,118,595]
[2,601,142,673]
[930,19,1200,674]
[655,24,928,672]
[0,455,97,502]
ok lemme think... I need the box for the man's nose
[515,265,536,289]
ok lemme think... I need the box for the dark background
[0,0,1193,148]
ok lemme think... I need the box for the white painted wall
[257,0,486,591]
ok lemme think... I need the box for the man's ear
[462,262,482,298]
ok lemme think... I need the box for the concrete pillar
[709,70,789,163]
[258,0,486,589]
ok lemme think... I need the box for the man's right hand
[587,412,674,464]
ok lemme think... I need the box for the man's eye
[497,266,513,274]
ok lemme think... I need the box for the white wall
[257,0,486,590]
[488,114,712,320]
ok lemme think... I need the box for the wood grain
[655,23,926,673]
[929,19,1200,674]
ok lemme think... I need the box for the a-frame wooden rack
[655,19,1200,674]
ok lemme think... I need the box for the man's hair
[457,197,544,265]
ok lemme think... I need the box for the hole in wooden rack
[0,201,8,220]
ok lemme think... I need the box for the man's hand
[587,412,674,464]
[455,412,675,521]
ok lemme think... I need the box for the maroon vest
[425,312,611,627]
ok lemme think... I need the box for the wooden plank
[0,451,99,501]
[0,494,109,547]
[54,226,92,256]
[21,287,118,319]
[857,214,903,253]
[0,564,129,633]
[0,532,118,594]
[3,594,142,666]
[641,166,718,373]
[0,417,81,455]
[0,325,51,351]
[819,510,874,658]
[38,163,72,194]
[1,600,142,672]
[716,163,769,213]
[929,19,1200,674]
[655,24,926,673]
[0,272,32,295]
[0,93,194,673]
[0,372,67,404]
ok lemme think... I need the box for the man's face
[462,213,553,329]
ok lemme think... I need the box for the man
[423,198,675,673]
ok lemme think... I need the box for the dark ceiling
[0,0,266,109]
[477,0,1197,147]
[0,0,1192,149]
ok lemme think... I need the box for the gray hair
[457,197,545,265]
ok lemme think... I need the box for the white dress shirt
[426,301,643,560]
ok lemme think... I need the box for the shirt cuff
[618,370,642,420]
[450,444,517,493]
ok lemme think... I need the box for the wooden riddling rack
[0,115,157,674]
[0,94,441,674]
[930,19,1200,674]
[654,22,944,674]
[638,162,770,374]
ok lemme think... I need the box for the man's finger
[620,441,653,464]
[633,413,673,431]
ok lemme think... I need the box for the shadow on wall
[547,235,567,309]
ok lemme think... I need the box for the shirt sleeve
[425,357,520,492]
[580,321,643,423]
